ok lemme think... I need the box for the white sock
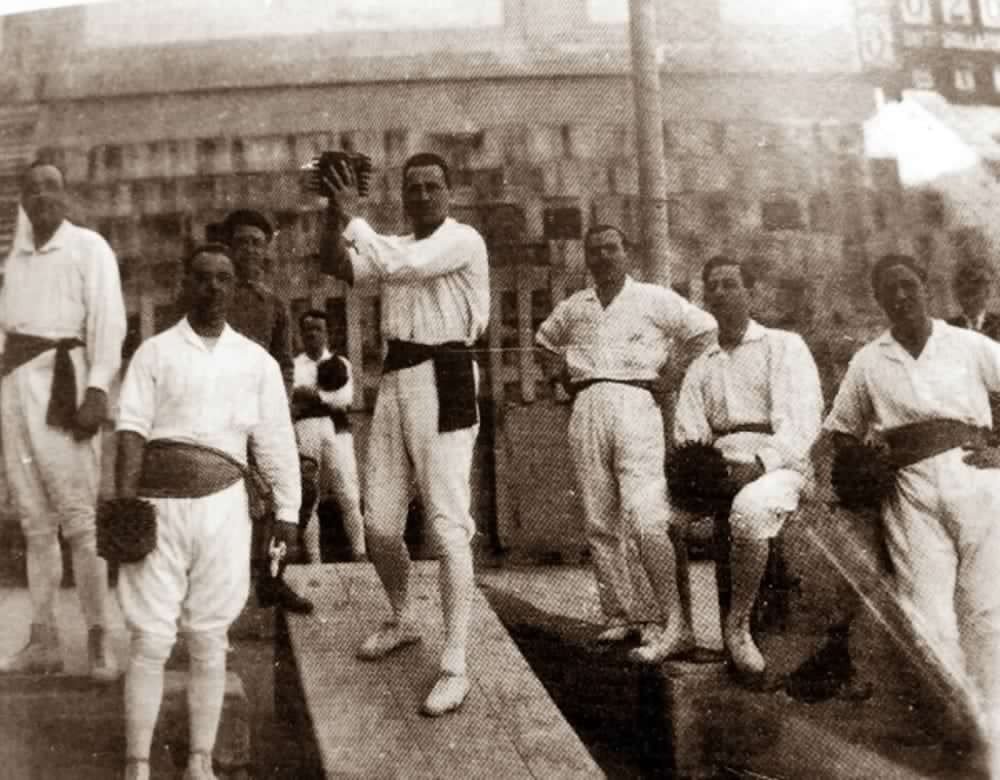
[26,534,62,629]
[187,631,228,757]
[125,649,168,760]
[69,532,108,628]
[438,540,473,676]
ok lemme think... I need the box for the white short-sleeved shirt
[117,317,301,524]
[825,319,1000,438]
[674,320,823,473]
[343,216,490,345]
[534,275,716,383]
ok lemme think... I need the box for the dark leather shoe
[785,632,870,704]
[257,576,314,614]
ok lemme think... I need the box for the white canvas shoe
[356,620,422,660]
[421,672,470,717]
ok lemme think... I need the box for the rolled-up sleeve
[344,218,479,284]
[250,355,302,525]
[116,340,156,439]
[535,300,570,354]
[674,357,712,445]
[84,235,127,392]
[823,352,873,439]
[757,334,824,472]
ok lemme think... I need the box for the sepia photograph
[0,0,998,777]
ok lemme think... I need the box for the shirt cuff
[275,510,299,526]
[534,332,559,354]
[87,362,119,393]
[115,419,152,439]
[756,446,783,473]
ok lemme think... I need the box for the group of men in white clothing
[537,231,1000,774]
[0,151,489,779]
[5,146,1000,779]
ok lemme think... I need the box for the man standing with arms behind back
[0,160,125,681]
[314,151,489,716]
[292,309,366,562]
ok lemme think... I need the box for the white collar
[876,318,941,362]
[15,218,71,255]
[706,319,765,356]
[583,274,634,303]
[178,316,236,352]
[299,348,332,364]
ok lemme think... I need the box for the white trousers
[727,470,804,541]
[1,349,100,540]
[117,481,251,640]
[885,449,1000,752]
[568,384,669,625]
[295,416,365,555]
[365,361,478,551]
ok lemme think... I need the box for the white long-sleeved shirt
[0,218,126,392]
[117,318,301,524]
[825,319,1000,438]
[293,349,353,411]
[674,320,823,474]
[343,216,489,345]
[535,275,717,383]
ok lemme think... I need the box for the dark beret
[221,209,273,243]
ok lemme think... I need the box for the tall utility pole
[629,0,671,286]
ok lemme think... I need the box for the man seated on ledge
[672,255,823,685]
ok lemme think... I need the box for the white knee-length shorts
[116,480,251,640]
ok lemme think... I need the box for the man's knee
[730,487,787,541]
[430,516,473,558]
[625,479,671,535]
[130,631,174,669]
[24,529,60,554]
[64,525,98,552]
[186,630,228,671]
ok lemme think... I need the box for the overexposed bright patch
[865,96,979,186]
[2,0,109,14]
[587,0,853,28]
[84,0,503,46]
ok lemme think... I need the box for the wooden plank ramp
[277,563,604,779]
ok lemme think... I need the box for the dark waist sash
[293,401,352,432]
[885,419,989,470]
[138,440,247,499]
[567,378,656,399]
[2,332,85,431]
[712,422,774,437]
[382,339,477,433]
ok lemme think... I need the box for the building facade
[0,0,954,551]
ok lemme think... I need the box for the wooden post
[629,0,672,287]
